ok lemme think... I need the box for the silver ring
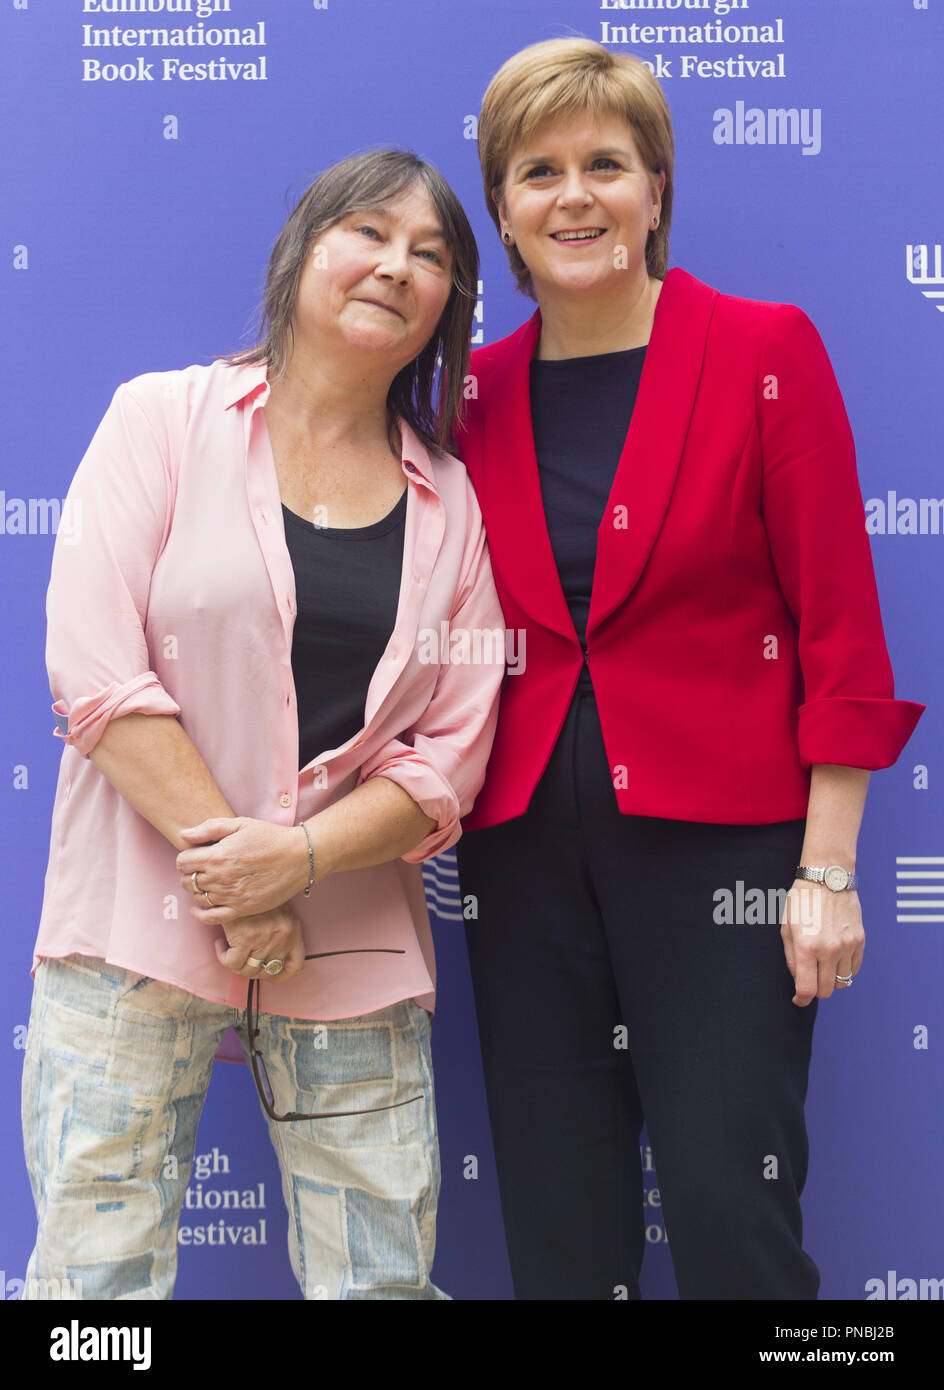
[835,972,854,987]
[246,956,266,971]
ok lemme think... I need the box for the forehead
[510,110,643,161]
[345,183,445,233]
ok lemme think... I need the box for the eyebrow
[349,210,447,241]
[512,147,634,174]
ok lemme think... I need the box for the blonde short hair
[478,38,675,296]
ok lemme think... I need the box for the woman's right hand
[214,903,306,982]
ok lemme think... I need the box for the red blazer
[455,266,925,829]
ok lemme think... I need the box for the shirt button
[279,793,292,808]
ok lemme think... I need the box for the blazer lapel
[587,267,718,640]
[481,311,579,641]
[481,268,718,643]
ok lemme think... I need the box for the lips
[356,297,403,316]
[549,228,606,243]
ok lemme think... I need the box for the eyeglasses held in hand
[246,949,424,1123]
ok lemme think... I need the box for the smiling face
[290,183,455,373]
[494,111,665,305]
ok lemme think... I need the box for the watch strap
[795,864,859,891]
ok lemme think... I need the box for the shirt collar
[221,358,270,410]
[393,417,438,489]
[221,359,439,489]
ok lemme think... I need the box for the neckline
[281,485,407,538]
[531,344,648,366]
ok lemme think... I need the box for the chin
[540,266,623,298]
[340,323,404,352]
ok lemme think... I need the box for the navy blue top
[281,488,407,770]
[529,346,647,663]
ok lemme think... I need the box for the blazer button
[279,793,292,808]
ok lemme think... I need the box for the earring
[502,231,513,245]
[651,215,659,228]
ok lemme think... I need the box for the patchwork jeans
[21,954,449,1300]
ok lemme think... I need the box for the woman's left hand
[780,879,865,1007]
[176,817,311,924]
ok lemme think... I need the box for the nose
[556,166,594,208]
[373,238,411,286]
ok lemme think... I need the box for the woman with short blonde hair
[454,38,923,1301]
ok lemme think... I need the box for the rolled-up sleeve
[46,381,181,758]
[357,487,505,861]
[758,304,924,770]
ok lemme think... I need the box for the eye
[416,248,444,264]
[354,224,382,239]
[523,164,555,180]
[591,157,622,171]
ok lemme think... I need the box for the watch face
[824,865,849,892]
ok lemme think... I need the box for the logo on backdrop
[895,857,944,924]
[422,850,464,923]
[176,1148,268,1248]
[906,245,944,313]
[471,279,485,346]
[599,6,787,79]
[80,3,270,84]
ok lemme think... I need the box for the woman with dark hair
[23,149,504,1301]
[452,39,925,1301]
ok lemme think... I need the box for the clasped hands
[780,878,865,1006]
[176,816,313,982]
[176,819,865,1003]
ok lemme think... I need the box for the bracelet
[299,821,315,897]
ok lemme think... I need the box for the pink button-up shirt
[34,358,505,1019]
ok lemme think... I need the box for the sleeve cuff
[797,696,926,771]
[52,672,182,758]
[358,743,462,863]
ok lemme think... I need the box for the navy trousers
[455,677,820,1301]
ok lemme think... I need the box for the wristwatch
[795,865,859,892]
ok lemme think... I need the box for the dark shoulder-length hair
[219,149,479,452]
